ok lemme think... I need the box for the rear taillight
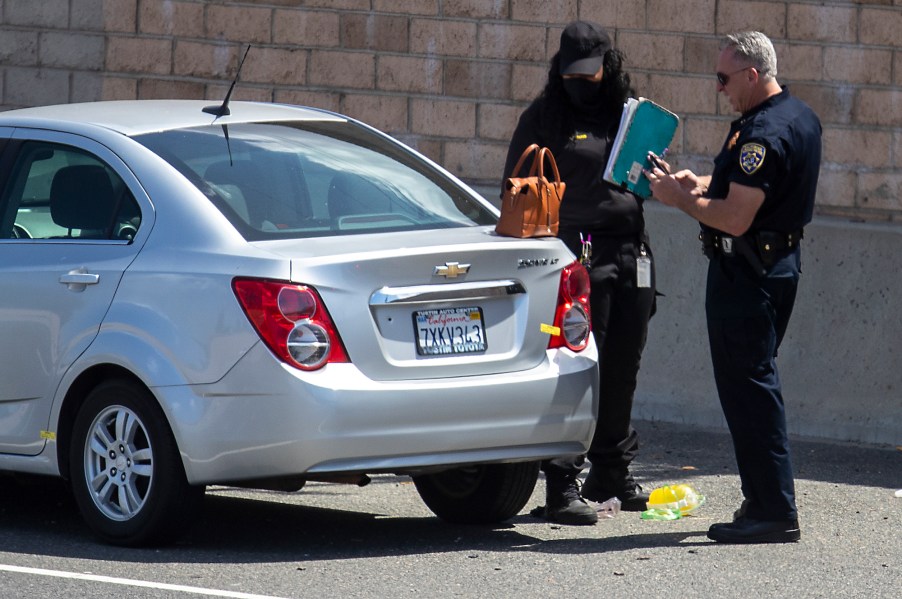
[547,260,591,351]
[232,278,349,370]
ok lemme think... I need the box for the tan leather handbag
[495,144,565,238]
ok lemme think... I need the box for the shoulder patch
[739,143,766,175]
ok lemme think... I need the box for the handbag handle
[536,147,562,186]
[536,148,564,207]
[509,143,540,178]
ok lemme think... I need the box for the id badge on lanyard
[637,244,651,288]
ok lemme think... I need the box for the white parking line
[0,564,293,599]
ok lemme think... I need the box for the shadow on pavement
[0,419,897,564]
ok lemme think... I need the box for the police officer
[646,31,821,543]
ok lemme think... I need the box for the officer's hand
[673,170,707,196]
[646,152,671,174]
[647,166,705,208]
[645,167,679,206]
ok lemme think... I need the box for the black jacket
[503,101,645,235]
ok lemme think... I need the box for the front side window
[0,141,141,241]
[134,120,495,240]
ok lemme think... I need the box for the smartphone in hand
[647,152,670,174]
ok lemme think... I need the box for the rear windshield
[134,120,495,240]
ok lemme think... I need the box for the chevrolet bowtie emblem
[434,262,470,278]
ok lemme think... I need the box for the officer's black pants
[706,248,800,521]
[544,230,656,481]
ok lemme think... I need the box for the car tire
[413,461,540,524]
[69,379,204,546]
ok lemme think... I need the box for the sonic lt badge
[434,262,470,278]
[740,143,766,175]
[518,257,560,268]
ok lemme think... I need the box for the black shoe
[709,499,754,533]
[707,517,801,544]
[733,498,752,520]
[581,470,649,512]
[540,474,598,525]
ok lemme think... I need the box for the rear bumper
[157,341,598,484]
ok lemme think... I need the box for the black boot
[581,466,649,512]
[540,472,598,525]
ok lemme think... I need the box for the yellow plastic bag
[647,484,705,515]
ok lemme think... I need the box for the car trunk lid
[258,227,576,381]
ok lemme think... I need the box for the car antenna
[203,44,251,118]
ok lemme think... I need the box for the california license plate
[414,307,487,356]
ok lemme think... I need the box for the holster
[755,230,803,268]
[734,235,767,276]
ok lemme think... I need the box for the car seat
[49,164,117,238]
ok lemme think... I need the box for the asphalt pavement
[575,419,901,597]
[0,419,899,598]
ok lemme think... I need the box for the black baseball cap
[559,21,612,76]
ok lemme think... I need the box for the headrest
[50,165,116,231]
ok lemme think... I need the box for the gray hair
[722,31,778,80]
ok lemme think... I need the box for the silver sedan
[0,100,598,546]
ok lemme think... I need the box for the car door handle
[60,271,100,286]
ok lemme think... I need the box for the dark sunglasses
[716,66,753,86]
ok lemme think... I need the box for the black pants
[706,248,800,521]
[544,229,656,479]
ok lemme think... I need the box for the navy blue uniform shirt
[706,87,822,235]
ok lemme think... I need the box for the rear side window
[134,120,495,240]
[0,141,141,241]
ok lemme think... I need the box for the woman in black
[503,21,656,525]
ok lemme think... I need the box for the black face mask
[563,78,604,112]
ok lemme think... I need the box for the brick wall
[1,0,900,222]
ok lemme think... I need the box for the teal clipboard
[603,98,679,199]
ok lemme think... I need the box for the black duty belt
[699,229,803,275]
